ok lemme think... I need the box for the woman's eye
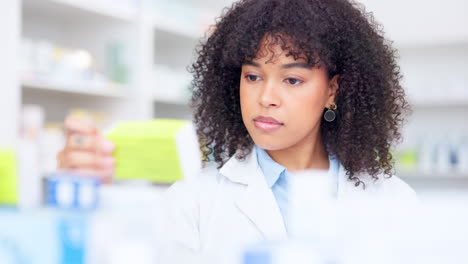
[245,75,260,82]
[285,78,303,85]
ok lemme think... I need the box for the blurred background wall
[358,0,468,191]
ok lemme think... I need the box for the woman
[58,0,416,261]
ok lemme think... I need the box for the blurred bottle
[418,136,436,175]
[242,241,323,264]
[456,138,468,174]
[106,41,129,85]
[395,135,419,174]
[40,123,65,176]
[17,104,44,209]
[435,140,452,175]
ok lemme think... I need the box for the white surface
[357,0,468,47]
[22,0,138,24]
[341,192,468,264]
[0,0,20,148]
[399,44,468,108]
[150,17,203,39]
[175,122,202,180]
[17,140,42,209]
[87,183,166,264]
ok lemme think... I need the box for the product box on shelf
[106,119,201,184]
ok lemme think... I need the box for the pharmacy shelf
[22,78,127,99]
[153,101,192,120]
[153,96,189,105]
[400,172,468,187]
[400,173,468,190]
[150,17,204,40]
[22,0,138,24]
[410,98,468,108]
[400,172,468,180]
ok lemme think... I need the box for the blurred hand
[57,116,115,183]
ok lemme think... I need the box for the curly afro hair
[190,0,410,186]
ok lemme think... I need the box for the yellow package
[0,149,18,205]
[106,119,187,184]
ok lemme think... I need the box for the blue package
[243,249,272,264]
[58,215,87,264]
[0,210,88,264]
[46,174,100,210]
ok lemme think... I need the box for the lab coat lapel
[220,148,288,240]
[236,165,288,239]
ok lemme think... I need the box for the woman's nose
[258,81,280,108]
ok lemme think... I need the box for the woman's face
[240,43,338,151]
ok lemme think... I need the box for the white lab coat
[159,147,417,263]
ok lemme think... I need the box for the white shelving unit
[397,48,468,187]
[150,16,204,39]
[22,78,127,98]
[396,42,468,188]
[22,0,139,23]
[0,0,232,150]
[0,1,20,148]
[400,173,468,191]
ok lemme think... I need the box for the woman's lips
[253,116,284,132]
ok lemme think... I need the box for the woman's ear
[326,74,340,106]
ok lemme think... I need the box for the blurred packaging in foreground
[241,171,468,264]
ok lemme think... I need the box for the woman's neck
[265,133,329,172]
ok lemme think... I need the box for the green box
[107,119,187,184]
[0,149,18,205]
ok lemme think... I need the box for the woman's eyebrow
[242,60,312,69]
[242,60,261,67]
[281,62,313,69]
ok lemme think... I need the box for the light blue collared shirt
[255,145,340,232]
